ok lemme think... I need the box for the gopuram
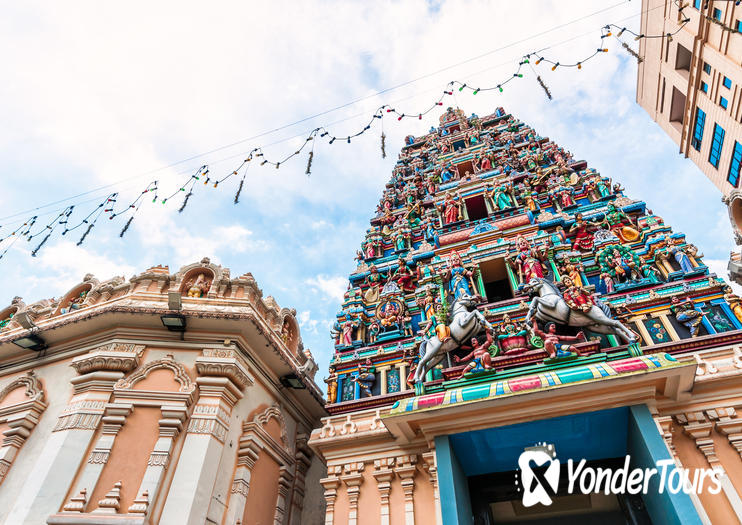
[0,258,326,524]
[309,107,742,524]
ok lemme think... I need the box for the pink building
[0,257,326,524]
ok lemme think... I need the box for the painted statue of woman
[493,185,514,210]
[569,213,595,251]
[513,236,545,284]
[439,192,461,224]
[446,252,473,300]
[668,240,694,273]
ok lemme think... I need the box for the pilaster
[159,348,250,525]
[394,455,417,525]
[373,457,395,525]
[340,462,364,525]
[223,441,260,525]
[6,343,138,525]
[319,465,342,525]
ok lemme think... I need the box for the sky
[0,0,737,385]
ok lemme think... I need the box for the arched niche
[0,307,18,332]
[279,314,300,354]
[55,282,94,315]
[179,268,215,298]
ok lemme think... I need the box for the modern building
[309,107,742,524]
[0,257,326,524]
[636,0,742,280]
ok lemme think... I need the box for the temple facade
[309,108,742,524]
[0,257,326,524]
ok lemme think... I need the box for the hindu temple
[308,107,742,524]
[0,258,326,524]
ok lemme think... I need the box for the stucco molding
[114,354,195,393]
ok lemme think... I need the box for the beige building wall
[637,0,742,243]
[0,258,327,525]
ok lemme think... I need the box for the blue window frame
[724,77,732,89]
[692,107,706,151]
[737,20,742,32]
[720,96,729,109]
[714,8,722,21]
[701,81,708,93]
[728,141,742,186]
[694,0,701,8]
[703,62,711,74]
[709,123,725,168]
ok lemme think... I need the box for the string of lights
[0,1,695,262]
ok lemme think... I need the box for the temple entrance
[434,406,701,525]
[468,458,652,524]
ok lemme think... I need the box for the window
[736,20,742,32]
[728,142,742,186]
[701,81,709,93]
[692,107,706,151]
[704,62,711,74]
[669,87,686,124]
[675,44,692,73]
[724,77,732,89]
[721,96,729,109]
[693,0,700,8]
[714,8,722,21]
[709,123,726,168]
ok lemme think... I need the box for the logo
[517,443,559,507]
[516,445,723,506]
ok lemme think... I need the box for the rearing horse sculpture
[414,294,493,384]
[523,277,636,344]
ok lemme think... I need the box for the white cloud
[304,275,348,303]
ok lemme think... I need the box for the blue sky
[0,1,735,382]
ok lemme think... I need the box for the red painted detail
[610,358,649,373]
[439,229,474,246]
[508,375,543,392]
[495,214,530,230]
[417,392,446,409]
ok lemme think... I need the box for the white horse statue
[523,277,636,344]
[414,293,493,384]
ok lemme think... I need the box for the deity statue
[723,286,742,322]
[186,273,211,298]
[671,296,704,338]
[324,368,338,404]
[422,217,440,248]
[453,328,495,378]
[497,314,530,355]
[560,262,584,287]
[560,275,594,313]
[600,203,639,243]
[368,321,380,343]
[485,184,513,211]
[667,239,696,274]
[509,236,548,285]
[519,181,540,212]
[281,319,291,345]
[353,359,377,397]
[445,252,474,301]
[390,258,416,293]
[531,321,585,359]
[68,290,88,310]
[340,317,359,346]
[438,192,461,224]
[569,213,596,251]
[364,265,384,304]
